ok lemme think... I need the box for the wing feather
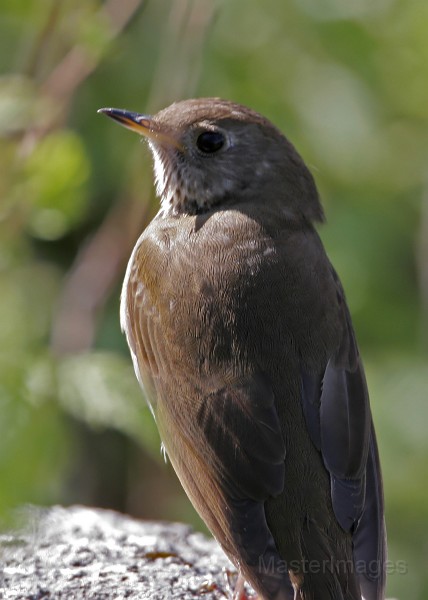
[300,267,386,598]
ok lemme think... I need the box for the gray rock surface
[0,505,239,599]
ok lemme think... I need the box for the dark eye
[196,131,225,154]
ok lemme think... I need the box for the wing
[195,373,285,501]
[121,235,294,600]
[194,374,295,599]
[301,268,386,600]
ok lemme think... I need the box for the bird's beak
[98,107,182,150]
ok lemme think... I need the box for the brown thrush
[99,98,386,600]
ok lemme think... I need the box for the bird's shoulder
[124,208,280,303]
[122,208,352,372]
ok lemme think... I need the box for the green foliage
[1,1,427,597]
[23,130,90,239]
[56,351,160,454]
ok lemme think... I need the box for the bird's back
[121,204,385,599]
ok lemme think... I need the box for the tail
[299,516,361,600]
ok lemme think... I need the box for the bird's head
[99,98,323,222]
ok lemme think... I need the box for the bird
[98,98,386,600]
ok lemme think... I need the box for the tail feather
[299,517,361,600]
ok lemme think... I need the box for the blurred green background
[1,1,427,598]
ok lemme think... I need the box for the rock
[0,505,237,599]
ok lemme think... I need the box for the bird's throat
[150,144,227,216]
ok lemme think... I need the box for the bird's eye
[196,131,225,154]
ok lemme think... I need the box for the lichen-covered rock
[0,505,238,599]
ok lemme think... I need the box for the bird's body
[100,99,386,599]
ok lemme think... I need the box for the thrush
[99,98,386,600]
